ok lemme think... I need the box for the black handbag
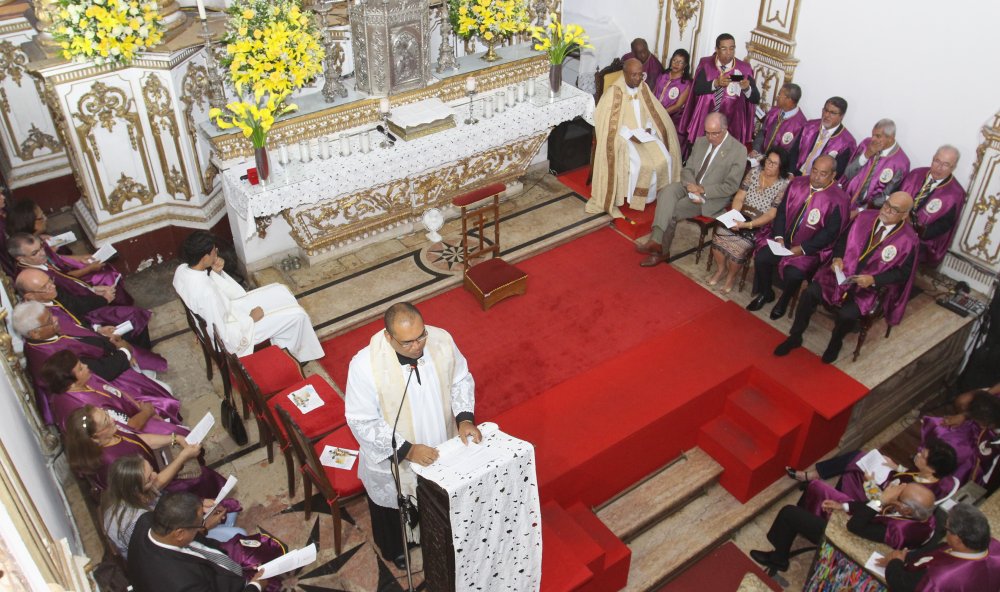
[221,391,248,446]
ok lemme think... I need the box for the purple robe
[680,56,757,145]
[795,121,857,176]
[43,241,128,298]
[91,427,225,497]
[759,106,808,152]
[841,139,911,209]
[832,460,959,505]
[652,74,692,131]
[815,210,919,326]
[47,302,163,371]
[900,169,967,268]
[51,375,186,435]
[219,533,286,592]
[920,416,982,485]
[755,177,850,279]
[904,539,1000,592]
[20,262,148,325]
[24,335,177,425]
[621,51,663,90]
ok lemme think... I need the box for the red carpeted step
[697,416,775,503]
[541,520,594,591]
[657,542,781,592]
[542,501,606,574]
[612,204,656,239]
[566,502,631,592]
[723,385,800,450]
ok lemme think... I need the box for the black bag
[221,392,248,446]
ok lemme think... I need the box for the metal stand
[435,5,459,73]
[316,1,348,102]
[463,91,478,125]
[199,18,228,110]
[379,111,393,148]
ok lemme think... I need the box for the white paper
[206,475,237,515]
[767,239,794,256]
[320,445,358,470]
[287,384,324,413]
[92,243,117,262]
[747,156,760,168]
[184,412,215,445]
[629,129,657,143]
[834,265,849,286]
[687,192,705,203]
[855,449,894,484]
[864,552,887,578]
[113,320,133,336]
[389,98,454,128]
[716,209,747,229]
[434,440,506,474]
[755,105,766,120]
[259,543,317,579]
[46,231,77,248]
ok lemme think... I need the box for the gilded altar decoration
[52,0,164,66]
[220,0,325,99]
[673,0,700,39]
[451,0,529,61]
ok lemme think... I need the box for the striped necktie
[852,154,881,206]
[800,127,830,174]
[696,144,716,183]
[713,65,727,111]
[913,175,935,208]
[765,112,786,151]
[189,540,244,575]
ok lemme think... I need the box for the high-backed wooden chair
[586,58,625,186]
[180,300,216,383]
[453,183,528,311]
[787,284,892,361]
[276,405,364,555]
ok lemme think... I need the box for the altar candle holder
[526,77,536,97]
[379,108,393,149]
[340,134,351,156]
[198,18,227,110]
[482,98,493,119]
[464,90,479,125]
[279,144,290,165]
[360,132,371,153]
[299,140,312,163]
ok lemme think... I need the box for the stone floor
[55,166,970,590]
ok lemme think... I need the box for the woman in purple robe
[41,350,184,434]
[64,405,224,499]
[652,49,692,135]
[923,391,1000,486]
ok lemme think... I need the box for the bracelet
[171,433,176,447]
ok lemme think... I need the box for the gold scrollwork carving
[142,73,192,200]
[180,62,213,195]
[37,77,87,199]
[0,40,26,86]
[673,0,700,39]
[18,124,61,160]
[74,81,157,214]
[971,192,1000,260]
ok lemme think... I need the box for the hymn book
[767,239,794,256]
[185,412,215,445]
[716,209,746,229]
[92,243,117,263]
[259,543,317,578]
[47,231,77,248]
[855,449,895,484]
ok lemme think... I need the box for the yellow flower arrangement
[529,15,592,65]
[53,0,164,66]
[451,0,529,43]
[209,91,298,149]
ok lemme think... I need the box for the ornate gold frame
[142,73,192,200]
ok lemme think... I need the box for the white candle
[379,98,390,113]
[483,99,493,119]
[496,94,505,113]
[300,141,311,162]
[507,87,516,107]
[195,0,206,20]
[527,78,536,97]
[516,84,525,103]
[465,77,476,93]
[340,135,350,156]
[360,132,371,153]
[279,144,289,165]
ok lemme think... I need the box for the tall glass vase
[254,145,270,182]
[548,63,563,97]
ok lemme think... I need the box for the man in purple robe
[751,83,807,158]
[883,503,1000,592]
[12,301,178,425]
[747,155,848,320]
[899,145,966,268]
[775,191,919,363]
[621,38,662,91]
[679,33,760,148]
[921,392,1000,486]
[749,482,936,573]
[841,119,910,213]
[790,96,856,178]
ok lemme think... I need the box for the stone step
[597,448,723,542]
[622,471,799,592]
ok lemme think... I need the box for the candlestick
[465,76,476,93]
[464,90,478,125]
[379,97,390,114]
[195,0,207,20]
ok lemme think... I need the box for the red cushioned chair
[453,183,528,311]
[276,405,364,555]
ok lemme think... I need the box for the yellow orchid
[450,0,528,43]
[210,93,298,147]
[528,16,592,65]
[54,0,163,65]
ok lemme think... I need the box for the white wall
[564,0,658,58]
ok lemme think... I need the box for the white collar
[877,221,897,234]
[880,142,898,157]
[625,84,640,96]
[715,58,735,71]
[947,548,988,560]
[781,106,800,118]
[23,262,48,271]
[926,173,946,186]
[821,123,841,134]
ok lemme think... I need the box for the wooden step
[622,475,799,591]
[597,448,723,542]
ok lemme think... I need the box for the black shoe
[746,292,775,312]
[773,336,802,356]
[822,339,843,364]
[749,549,789,572]
[393,553,408,570]
[769,299,789,320]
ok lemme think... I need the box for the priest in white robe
[587,58,682,219]
[345,302,479,569]
[172,231,323,363]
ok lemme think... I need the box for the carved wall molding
[657,0,704,68]
[180,61,217,195]
[745,0,801,113]
[18,124,61,159]
[142,73,192,200]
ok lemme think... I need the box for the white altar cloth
[412,422,542,592]
[220,78,595,226]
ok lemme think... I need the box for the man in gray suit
[638,112,748,266]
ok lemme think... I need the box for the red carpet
[656,542,781,592]
[556,166,656,239]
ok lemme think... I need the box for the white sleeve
[345,353,401,465]
[450,342,475,417]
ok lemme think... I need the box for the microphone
[390,361,418,582]
[376,125,397,143]
[409,362,421,385]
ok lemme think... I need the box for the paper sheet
[259,543,317,579]
[629,129,657,143]
[433,440,506,474]
[320,445,358,470]
[747,156,760,168]
[687,192,705,203]
[716,209,747,229]
[287,384,324,413]
[767,239,794,256]
[834,265,849,286]
[206,475,237,515]
[113,320,133,336]
[47,231,77,248]
[92,243,117,262]
[185,412,215,445]
[864,552,887,578]
[855,449,894,484]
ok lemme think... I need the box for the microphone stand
[390,364,417,592]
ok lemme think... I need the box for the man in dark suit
[638,111,748,266]
[128,492,265,592]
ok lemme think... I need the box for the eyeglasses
[391,330,428,348]
[881,202,907,215]
[821,107,842,116]
[931,158,955,169]
[705,130,725,137]
[764,159,781,167]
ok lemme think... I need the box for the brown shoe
[635,241,660,254]
[640,252,669,267]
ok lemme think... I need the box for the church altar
[210,44,594,269]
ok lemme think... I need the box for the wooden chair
[180,300,216,383]
[788,284,892,361]
[686,215,719,265]
[454,183,528,311]
[276,405,364,555]
[586,58,625,186]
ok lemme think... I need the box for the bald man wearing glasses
[345,302,479,570]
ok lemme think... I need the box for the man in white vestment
[586,58,682,219]
[172,231,323,363]
[345,302,480,569]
